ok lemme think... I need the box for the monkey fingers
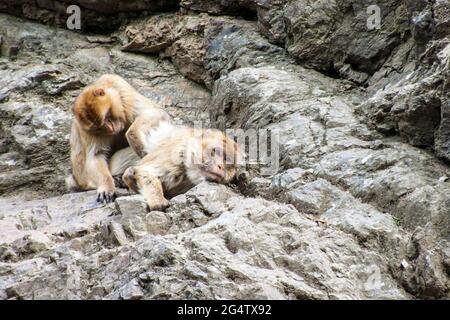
[97,190,116,204]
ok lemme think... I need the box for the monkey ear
[93,88,106,97]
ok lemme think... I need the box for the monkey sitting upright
[67,74,171,203]
[109,121,244,211]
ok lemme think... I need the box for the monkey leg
[122,166,169,211]
[109,147,140,177]
[126,111,170,158]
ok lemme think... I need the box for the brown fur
[110,122,243,211]
[67,74,171,203]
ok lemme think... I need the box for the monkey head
[188,130,244,184]
[73,86,125,135]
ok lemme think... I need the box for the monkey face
[200,139,240,183]
[74,87,124,135]
[101,109,124,136]
[202,147,227,183]
[185,130,244,185]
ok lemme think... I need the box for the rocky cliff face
[0,0,449,299]
[0,0,179,31]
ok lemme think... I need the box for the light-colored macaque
[109,121,244,211]
[66,74,171,203]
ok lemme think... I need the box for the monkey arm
[125,118,148,158]
[140,175,169,211]
[125,109,171,158]
[122,166,169,211]
[70,143,116,203]
[89,154,116,203]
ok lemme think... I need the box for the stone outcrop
[1,0,450,300]
[178,0,450,162]
[0,0,179,31]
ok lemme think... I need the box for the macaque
[66,74,171,203]
[109,121,244,211]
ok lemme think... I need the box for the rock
[115,194,148,216]
[0,183,413,299]
[433,0,450,37]
[123,13,286,88]
[118,279,144,300]
[353,0,450,161]
[108,221,129,246]
[115,195,149,239]
[0,191,116,244]
[146,211,172,235]
[185,182,236,216]
[411,8,435,43]
[0,0,179,32]
[284,1,407,75]
[181,0,257,17]
[286,179,334,215]
[357,39,448,154]
[124,14,178,53]
[180,0,286,43]
[337,63,369,85]
[13,233,53,254]
[183,261,208,281]
[123,13,221,86]
[208,32,450,297]
[394,185,450,238]
[115,196,173,238]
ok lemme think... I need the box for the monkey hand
[147,197,170,212]
[96,185,116,204]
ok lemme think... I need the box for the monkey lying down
[109,121,244,211]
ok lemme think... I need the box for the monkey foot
[97,191,116,204]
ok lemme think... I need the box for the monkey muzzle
[104,120,123,135]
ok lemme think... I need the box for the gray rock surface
[1,2,450,300]
[0,183,413,299]
[0,0,179,32]
[123,13,287,88]
[179,0,450,162]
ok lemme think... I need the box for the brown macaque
[109,121,244,211]
[66,74,171,203]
